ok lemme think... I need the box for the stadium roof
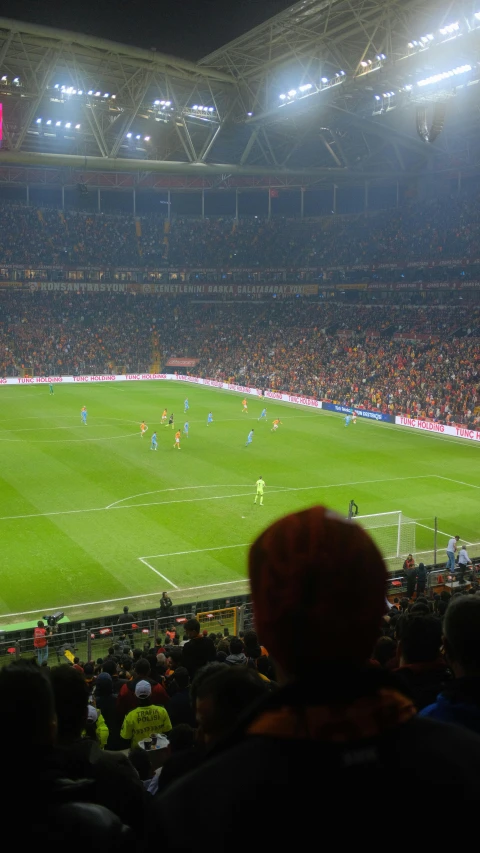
[0,3,480,188]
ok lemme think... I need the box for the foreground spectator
[117,657,170,721]
[1,662,132,847]
[181,618,216,677]
[394,614,449,709]
[49,665,147,833]
[420,596,480,733]
[152,506,480,848]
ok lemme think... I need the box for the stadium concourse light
[417,64,472,87]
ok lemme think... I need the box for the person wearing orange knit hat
[152,507,480,850]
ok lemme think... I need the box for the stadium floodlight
[144,136,150,141]
[104,93,109,98]
[321,77,328,83]
[287,89,297,96]
[126,132,132,138]
[299,83,313,91]
[55,121,61,126]
[75,124,81,129]
[408,42,414,48]
[192,104,198,109]
[339,70,346,75]
[374,94,381,100]
[95,91,101,97]
[36,118,42,123]
[54,83,59,88]
[404,84,413,91]
[88,90,93,95]
[426,34,434,40]
[439,22,459,35]
[154,100,160,104]
[247,111,253,116]
[279,93,286,99]
[78,90,83,95]
[46,119,52,125]
[13,77,19,83]
[165,101,171,106]
[208,106,214,111]
[111,95,116,99]
[376,54,386,60]
[417,64,471,87]
[65,122,71,128]
[475,12,480,21]
[136,134,141,139]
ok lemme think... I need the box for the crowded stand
[1,193,480,273]
[6,508,480,846]
[1,293,479,425]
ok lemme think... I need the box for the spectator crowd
[1,294,478,425]
[1,193,480,270]
[5,505,480,845]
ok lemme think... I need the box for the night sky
[2,0,293,61]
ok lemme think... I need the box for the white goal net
[352,511,416,567]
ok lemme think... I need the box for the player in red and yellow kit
[161,408,168,424]
[140,421,148,437]
[271,418,282,432]
[242,398,248,413]
[173,430,181,450]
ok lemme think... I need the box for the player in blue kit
[184,398,189,413]
[345,414,352,427]
[150,431,158,450]
[207,411,213,426]
[183,421,189,438]
[81,406,87,425]
[258,407,267,421]
[245,429,254,446]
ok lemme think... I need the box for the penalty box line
[138,543,249,590]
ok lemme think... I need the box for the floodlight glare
[126,132,132,138]
[136,134,141,139]
[374,95,381,100]
[75,124,81,129]
[104,93,109,98]
[46,119,52,125]
[247,111,253,116]
[65,122,71,128]
[54,83,59,88]
[95,91,101,96]
[56,121,61,126]
[208,106,214,111]
[144,136,150,141]
[475,12,480,21]
[78,90,83,95]
[88,90,93,95]
[439,22,459,35]
[13,77,19,83]
[417,64,471,87]
[36,118,42,123]
[321,77,328,83]
[287,89,296,96]
[279,93,286,99]
[192,104,198,109]
[165,101,171,106]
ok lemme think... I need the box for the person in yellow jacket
[83,704,109,750]
[120,681,172,748]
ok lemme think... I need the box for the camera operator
[33,620,50,665]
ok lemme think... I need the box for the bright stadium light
[126,132,132,138]
[299,83,313,91]
[75,124,81,129]
[104,93,109,98]
[56,121,61,126]
[54,83,59,89]
[46,119,52,125]
[417,64,472,87]
[36,118,42,123]
[321,77,328,83]
[192,104,198,109]
[279,93,286,99]
[475,12,480,21]
[374,94,381,100]
[95,91,101,97]
[376,54,386,60]
[88,90,94,95]
[111,94,116,99]
[165,101,171,106]
[247,111,253,116]
[439,22,459,35]
[136,134,141,139]
[154,100,160,105]
[144,136,150,141]
[65,122,71,128]
[13,77,19,83]
[78,90,83,95]
[287,89,297,96]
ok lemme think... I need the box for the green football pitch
[0,380,479,628]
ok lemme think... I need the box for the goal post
[195,607,238,637]
[352,510,416,567]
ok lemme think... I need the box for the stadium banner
[165,358,199,367]
[395,416,480,442]
[264,390,322,408]
[26,281,318,296]
[322,402,394,423]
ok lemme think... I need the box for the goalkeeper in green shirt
[254,477,265,506]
